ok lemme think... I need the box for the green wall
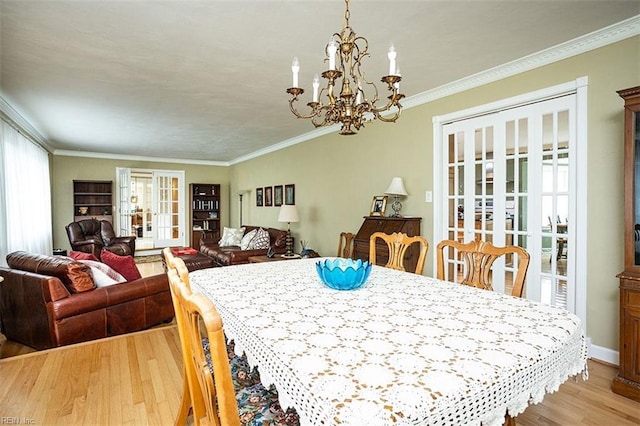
[51,156,230,252]
[51,36,638,353]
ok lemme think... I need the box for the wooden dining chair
[369,232,429,275]
[167,268,240,426]
[163,247,195,425]
[163,247,190,284]
[166,252,300,426]
[436,239,530,298]
[337,232,356,258]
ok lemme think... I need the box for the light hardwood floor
[1,324,639,425]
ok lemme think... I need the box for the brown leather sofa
[0,251,174,350]
[66,219,136,260]
[199,225,289,266]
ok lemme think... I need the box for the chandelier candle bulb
[312,74,320,102]
[388,45,397,76]
[291,57,300,88]
[328,41,338,70]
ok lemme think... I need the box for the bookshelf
[73,180,113,223]
[190,183,221,248]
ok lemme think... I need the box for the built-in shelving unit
[190,183,221,248]
[73,180,113,223]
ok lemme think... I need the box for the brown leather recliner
[66,219,136,260]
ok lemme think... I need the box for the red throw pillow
[100,249,142,281]
[69,250,99,261]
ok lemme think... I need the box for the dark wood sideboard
[353,216,422,272]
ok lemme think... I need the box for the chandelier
[286,0,404,135]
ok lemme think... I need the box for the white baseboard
[588,338,619,365]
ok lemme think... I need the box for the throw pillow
[219,227,246,247]
[64,263,97,293]
[77,259,126,287]
[249,228,271,250]
[100,249,142,281]
[6,251,95,293]
[240,229,258,250]
[69,251,99,262]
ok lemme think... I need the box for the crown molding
[0,95,53,153]
[401,14,640,110]
[54,149,230,167]
[229,125,339,165]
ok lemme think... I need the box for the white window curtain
[0,119,52,266]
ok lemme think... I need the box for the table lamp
[385,177,408,217]
[277,204,299,257]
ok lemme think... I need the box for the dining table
[189,258,587,426]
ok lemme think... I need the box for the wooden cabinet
[614,86,640,402]
[73,180,113,223]
[190,183,221,249]
[353,216,422,272]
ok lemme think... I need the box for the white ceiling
[1,1,639,163]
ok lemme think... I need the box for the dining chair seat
[369,231,429,275]
[203,338,298,425]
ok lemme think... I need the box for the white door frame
[432,77,588,328]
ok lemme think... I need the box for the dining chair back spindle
[337,232,356,258]
[369,232,429,275]
[436,239,530,298]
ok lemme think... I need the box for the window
[0,119,52,265]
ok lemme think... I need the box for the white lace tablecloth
[190,258,587,426]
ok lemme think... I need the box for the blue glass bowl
[315,258,372,290]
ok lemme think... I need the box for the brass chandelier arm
[372,104,403,123]
[370,94,404,123]
[287,95,321,121]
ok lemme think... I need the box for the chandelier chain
[344,0,350,27]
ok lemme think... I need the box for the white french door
[152,170,184,247]
[116,168,185,249]
[117,167,132,237]
[434,79,587,322]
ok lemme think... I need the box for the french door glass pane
[156,175,180,240]
[539,109,570,307]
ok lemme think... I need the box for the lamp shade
[278,204,299,223]
[385,177,408,196]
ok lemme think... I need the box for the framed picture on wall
[274,185,283,206]
[256,187,263,207]
[265,186,273,207]
[370,195,388,216]
[285,184,295,205]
